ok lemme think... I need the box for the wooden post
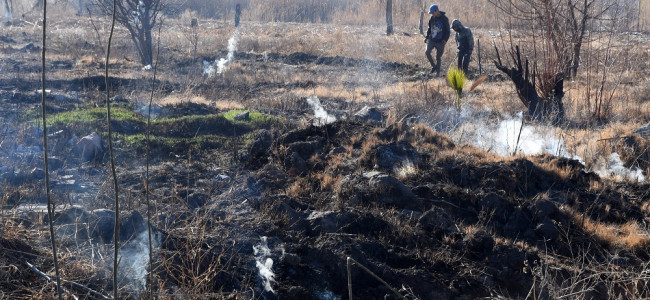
[477,38,482,74]
[419,11,424,35]
[638,0,642,32]
[235,4,241,27]
[386,0,393,35]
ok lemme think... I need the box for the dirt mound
[247,120,650,299]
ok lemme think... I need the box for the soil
[1,20,650,300]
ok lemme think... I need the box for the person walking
[452,19,474,74]
[424,4,450,76]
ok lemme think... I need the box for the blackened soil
[247,120,650,299]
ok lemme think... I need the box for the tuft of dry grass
[286,178,309,198]
[565,207,650,250]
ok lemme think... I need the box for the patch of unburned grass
[45,106,282,137]
[123,133,227,153]
[47,106,142,126]
[565,206,650,250]
[221,109,284,126]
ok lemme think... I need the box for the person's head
[451,19,463,32]
[429,4,440,17]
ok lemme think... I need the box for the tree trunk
[494,45,564,124]
[419,11,424,35]
[570,41,582,78]
[143,22,153,66]
[2,0,11,19]
[386,0,393,35]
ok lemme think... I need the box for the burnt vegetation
[1,0,650,299]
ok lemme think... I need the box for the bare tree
[489,0,613,78]
[95,0,164,66]
[487,0,620,122]
[493,45,565,123]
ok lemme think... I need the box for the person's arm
[425,18,432,39]
[442,17,451,42]
[468,30,475,50]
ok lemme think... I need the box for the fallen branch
[25,261,110,299]
[347,257,409,300]
[597,135,633,142]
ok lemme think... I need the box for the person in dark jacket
[452,19,474,74]
[424,4,450,76]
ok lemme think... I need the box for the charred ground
[1,17,650,300]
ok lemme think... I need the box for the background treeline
[171,0,648,30]
[2,0,649,30]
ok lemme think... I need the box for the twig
[104,0,120,299]
[86,7,105,53]
[513,115,525,156]
[596,135,633,142]
[347,257,407,300]
[40,1,63,299]
[146,17,164,299]
[25,261,74,299]
[26,261,110,299]
[557,288,595,299]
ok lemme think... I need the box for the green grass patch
[44,107,283,143]
[221,109,284,125]
[124,133,228,153]
[47,107,143,126]
[151,114,215,124]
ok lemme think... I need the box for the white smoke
[306,96,336,125]
[2,10,11,21]
[203,30,240,77]
[454,111,570,157]
[119,229,160,295]
[447,109,645,182]
[202,60,215,76]
[595,153,646,182]
[474,112,570,157]
[253,236,276,293]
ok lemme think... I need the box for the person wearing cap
[452,19,474,74]
[424,4,450,76]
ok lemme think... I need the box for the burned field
[1,15,650,300]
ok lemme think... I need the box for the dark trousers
[458,50,472,74]
[425,40,445,72]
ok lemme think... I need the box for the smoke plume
[306,96,336,125]
[203,29,240,77]
[119,229,161,295]
[253,236,276,293]
[446,109,645,182]
[595,153,646,182]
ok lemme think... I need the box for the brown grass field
[1,1,650,299]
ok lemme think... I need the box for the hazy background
[2,0,649,30]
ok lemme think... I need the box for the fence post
[478,38,482,74]
[386,0,393,35]
[235,4,241,27]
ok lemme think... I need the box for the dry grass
[2,5,650,298]
[565,207,650,250]
[315,173,343,191]
[286,178,309,198]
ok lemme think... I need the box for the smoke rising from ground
[203,29,240,77]
[595,153,646,182]
[306,96,336,125]
[445,108,645,182]
[460,112,571,157]
[253,236,276,293]
[119,228,161,295]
